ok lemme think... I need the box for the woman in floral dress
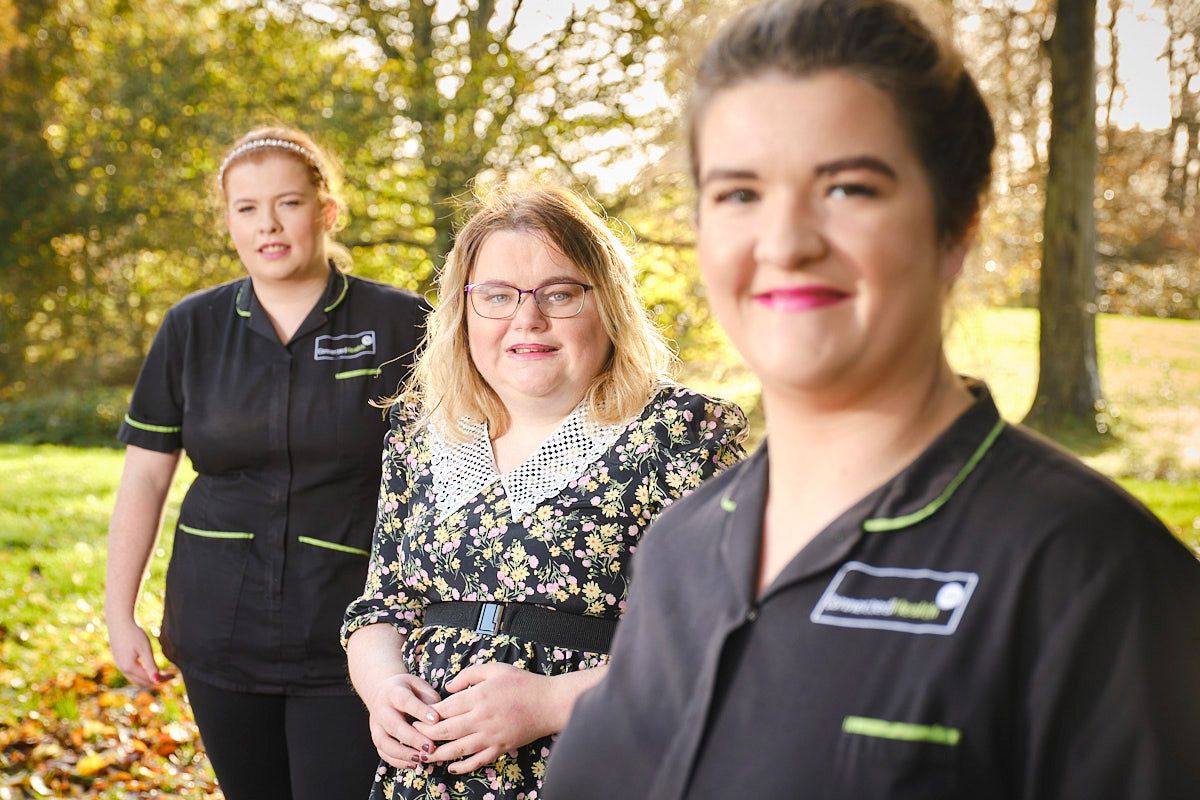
[342,185,746,800]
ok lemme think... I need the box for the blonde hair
[399,185,675,439]
[214,125,353,269]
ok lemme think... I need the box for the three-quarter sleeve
[118,309,185,452]
[341,407,428,646]
[649,387,748,507]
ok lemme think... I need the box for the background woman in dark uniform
[104,126,428,800]
[544,1,1200,798]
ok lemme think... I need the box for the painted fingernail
[425,711,437,722]
[419,754,429,763]
[421,743,431,753]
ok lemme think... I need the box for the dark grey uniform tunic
[544,383,1200,799]
[119,268,428,694]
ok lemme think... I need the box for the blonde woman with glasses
[342,185,746,800]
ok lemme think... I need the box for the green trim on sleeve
[298,536,369,556]
[323,272,349,312]
[124,414,182,434]
[843,715,961,746]
[863,418,1005,533]
[334,368,381,380]
[179,523,254,540]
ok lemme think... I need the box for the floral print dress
[342,385,746,800]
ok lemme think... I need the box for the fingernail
[425,711,437,722]
[421,743,431,753]
[152,671,162,683]
[419,754,429,763]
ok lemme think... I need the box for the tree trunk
[1025,0,1103,431]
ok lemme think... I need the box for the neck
[490,394,584,474]
[249,264,330,343]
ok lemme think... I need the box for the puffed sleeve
[644,385,748,509]
[341,405,428,645]
[117,307,185,452]
[1018,511,1200,799]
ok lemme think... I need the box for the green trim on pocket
[298,536,369,556]
[863,418,1005,533]
[124,414,182,434]
[842,715,961,746]
[334,368,381,380]
[179,523,254,540]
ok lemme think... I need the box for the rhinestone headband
[216,137,327,193]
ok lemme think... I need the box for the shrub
[0,387,131,447]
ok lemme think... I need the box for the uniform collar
[233,266,350,344]
[716,380,1005,602]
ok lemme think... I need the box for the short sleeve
[341,405,428,646]
[648,386,748,506]
[118,308,185,452]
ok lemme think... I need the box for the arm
[346,623,441,768]
[104,444,181,687]
[417,661,610,774]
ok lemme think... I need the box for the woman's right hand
[106,617,167,688]
[364,672,443,769]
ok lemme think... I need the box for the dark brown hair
[687,0,995,242]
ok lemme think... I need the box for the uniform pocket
[826,715,960,800]
[161,520,252,666]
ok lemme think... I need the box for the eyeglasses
[464,281,593,319]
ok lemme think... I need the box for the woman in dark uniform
[544,1,1200,798]
[104,126,428,800]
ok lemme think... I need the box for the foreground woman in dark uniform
[544,1,1200,798]
[105,126,427,800]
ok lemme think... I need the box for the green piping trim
[863,418,1005,533]
[124,414,181,434]
[298,536,369,556]
[334,368,381,380]
[323,272,349,312]
[179,523,254,540]
[843,715,960,746]
[720,496,737,512]
[234,285,251,318]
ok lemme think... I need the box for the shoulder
[639,449,754,555]
[981,423,1196,572]
[345,275,430,314]
[637,383,749,448]
[165,278,243,324]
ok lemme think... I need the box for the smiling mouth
[753,286,849,311]
[259,244,289,254]
[508,345,558,354]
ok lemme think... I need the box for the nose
[509,292,549,330]
[753,195,827,270]
[257,206,282,234]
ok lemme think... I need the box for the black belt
[423,601,617,655]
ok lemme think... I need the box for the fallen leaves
[0,661,222,799]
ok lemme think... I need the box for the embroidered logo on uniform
[810,561,978,635]
[314,331,376,361]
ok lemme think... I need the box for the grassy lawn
[0,307,1196,796]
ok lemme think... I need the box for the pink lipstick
[753,286,849,312]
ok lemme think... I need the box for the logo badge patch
[810,561,978,635]
[314,331,376,361]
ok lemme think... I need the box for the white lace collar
[428,402,630,524]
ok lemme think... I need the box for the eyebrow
[699,168,758,187]
[814,156,897,180]
[473,275,583,287]
[230,190,307,205]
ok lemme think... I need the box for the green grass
[0,445,193,726]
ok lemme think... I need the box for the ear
[321,200,338,231]
[939,213,979,284]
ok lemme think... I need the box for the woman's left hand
[415,663,563,774]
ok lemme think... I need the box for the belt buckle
[475,602,504,636]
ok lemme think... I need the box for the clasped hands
[367,663,564,775]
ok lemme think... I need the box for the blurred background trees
[1,0,1197,430]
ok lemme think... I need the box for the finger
[429,688,477,721]
[371,722,427,769]
[414,711,475,743]
[387,684,441,725]
[427,733,487,764]
[444,665,484,694]
[377,706,436,753]
[447,747,503,775]
[407,677,442,706]
[116,650,156,688]
[133,643,165,685]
